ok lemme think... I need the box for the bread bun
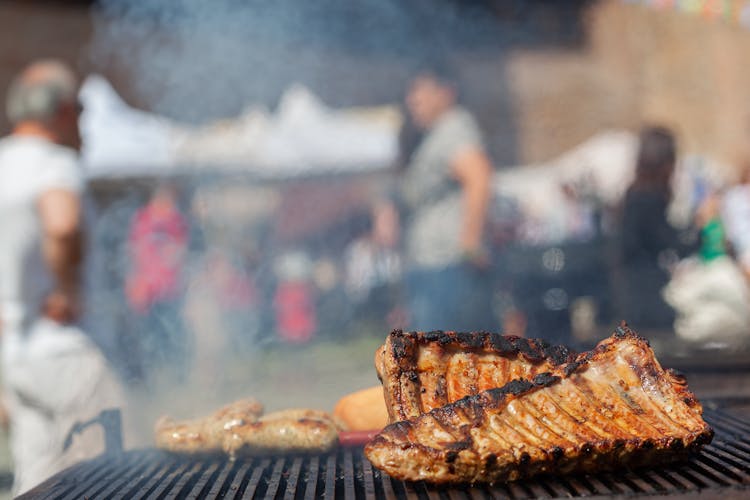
[333,386,388,431]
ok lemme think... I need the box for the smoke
[86,0,507,431]
[89,0,502,121]
[83,0,592,437]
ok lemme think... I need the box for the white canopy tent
[79,75,401,180]
[79,75,178,178]
[79,75,732,245]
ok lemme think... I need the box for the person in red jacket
[273,251,316,344]
[126,183,189,381]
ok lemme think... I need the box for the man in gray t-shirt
[397,65,495,331]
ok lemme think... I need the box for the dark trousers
[621,267,675,330]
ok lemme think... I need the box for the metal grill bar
[359,453,377,500]
[90,454,148,498]
[19,408,750,499]
[204,459,238,499]
[301,456,317,500]
[261,458,283,499]
[283,457,303,500]
[94,456,144,498]
[184,461,219,498]
[324,452,337,500]
[243,458,267,498]
[129,458,176,498]
[112,454,170,499]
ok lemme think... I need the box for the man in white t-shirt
[0,60,124,496]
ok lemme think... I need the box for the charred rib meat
[366,325,713,484]
[376,329,576,422]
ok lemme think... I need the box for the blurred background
[3,0,750,495]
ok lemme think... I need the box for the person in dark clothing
[619,126,697,329]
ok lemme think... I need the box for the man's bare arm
[38,189,82,320]
[452,146,492,260]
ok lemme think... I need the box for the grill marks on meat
[376,330,576,422]
[365,326,713,484]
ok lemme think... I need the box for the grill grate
[21,408,750,499]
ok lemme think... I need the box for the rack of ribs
[375,329,576,423]
[365,325,713,484]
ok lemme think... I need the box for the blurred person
[659,144,750,344]
[663,190,750,344]
[619,126,699,330]
[273,250,316,343]
[722,148,750,281]
[181,247,258,396]
[126,183,189,383]
[397,62,494,332]
[344,201,402,326]
[208,247,259,353]
[0,60,124,495]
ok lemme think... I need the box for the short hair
[6,60,78,125]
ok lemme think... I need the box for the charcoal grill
[20,408,750,499]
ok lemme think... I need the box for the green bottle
[699,218,726,262]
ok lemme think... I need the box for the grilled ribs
[365,325,713,484]
[376,329,576,422]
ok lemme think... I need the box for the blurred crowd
[2,56,750,494]
[70,61,750,380]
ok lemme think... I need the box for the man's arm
[38,188,83,322]
[452,146,492,263]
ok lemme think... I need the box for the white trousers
[2,318,125,496]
